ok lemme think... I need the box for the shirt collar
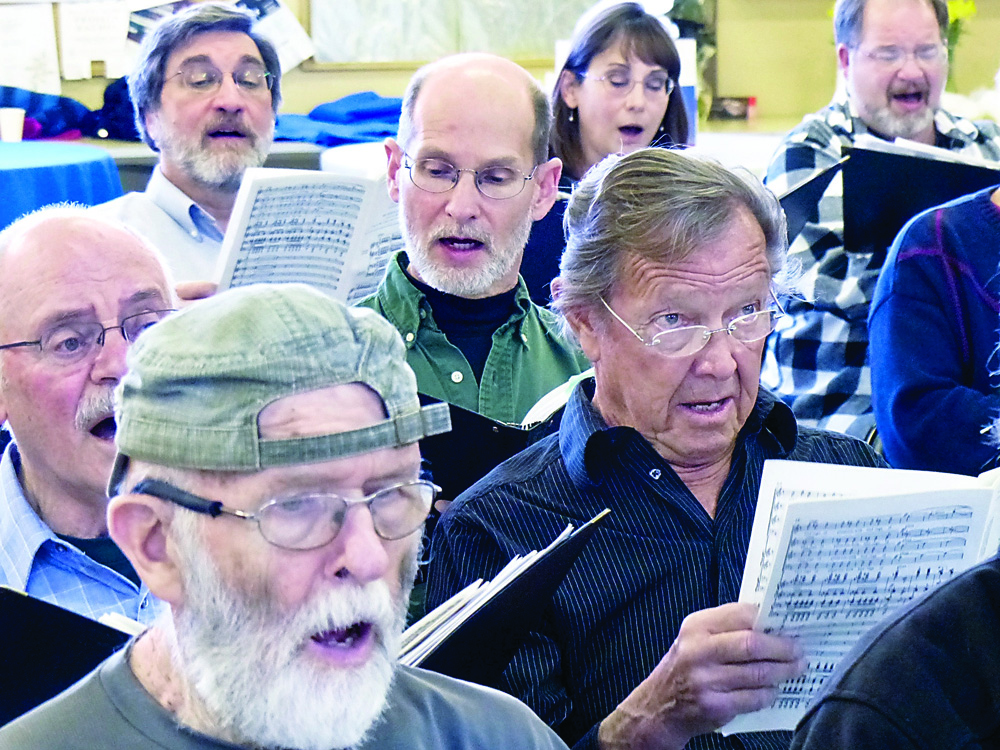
[145,167,224,244]
[0,443,60,590]
[833,91,986,147]
[559,380,799,487]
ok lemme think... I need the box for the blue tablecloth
[0,141,123,230]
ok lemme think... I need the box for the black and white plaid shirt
[762,94,1000,438]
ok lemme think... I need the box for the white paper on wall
[57,0,131,80]
[237,0,313,74]
[0,3,61,94]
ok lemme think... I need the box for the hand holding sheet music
[720,460,1000,735]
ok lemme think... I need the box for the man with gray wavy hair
[0,206,174,625]
[428,148,885,750]
[94,2,281,282]
[0,283,570,750]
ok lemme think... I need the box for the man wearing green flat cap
[0,283,568,750]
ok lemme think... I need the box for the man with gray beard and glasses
[0,283,570,750]
[93,2,280,283]
[0,206,175,625]
[761,0,1000,440]
[360,53,589,427]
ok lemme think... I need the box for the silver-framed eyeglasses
[600,297,784,358]
[581,69,676,98]
[169,61,273,95]
[858,43,947,69]
[402,154,537,200]
[134,477,439,551]
[0,309,175,366]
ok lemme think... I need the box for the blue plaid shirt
[762,95,1000,437]
[0,443,162,624]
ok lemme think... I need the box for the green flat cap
[109,283,450,494]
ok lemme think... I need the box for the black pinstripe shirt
[427,378,885,750]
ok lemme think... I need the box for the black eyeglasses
[134,477,439,551]
[402,154,537,200]
[0,309,175,366]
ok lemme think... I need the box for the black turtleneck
[405,270,519,382]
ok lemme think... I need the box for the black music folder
[777,158,844,245]
[842,142,1000,254]
[417,397,564,502]
[0,587,131,725]
[402,509,609,689]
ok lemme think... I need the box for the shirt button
[649,469,662,480]
[405,332,415,343]
[451,371,464,383]
[521,333,528,343]
[189,230,199,239]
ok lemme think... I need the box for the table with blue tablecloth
[0,141,123,230]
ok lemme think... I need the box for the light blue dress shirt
[0,443,162,625]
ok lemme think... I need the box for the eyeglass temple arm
[133,478,227,518]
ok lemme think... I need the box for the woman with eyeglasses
[552,2,689,183]
[520,2,689,304]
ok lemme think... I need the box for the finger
[708,628,803,665]
[175,280,218,303]
[683,602,760,634]
[698,684,784,725]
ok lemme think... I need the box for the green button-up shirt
[359,253,590,423]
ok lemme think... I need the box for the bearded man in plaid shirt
[762,0,1000,438]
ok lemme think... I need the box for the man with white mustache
[0,283,571,750]
[361,53,590,426]
[94,3,280,283]
[762,0,1000,440]
[0,207,175,624]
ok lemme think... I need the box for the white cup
[0,108,25,143]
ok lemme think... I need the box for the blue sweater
[869,186,1000,475]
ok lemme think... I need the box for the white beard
[865,104,935,141]
[157,120,273,193]
[402,207,532,298]
[166,512,415,750]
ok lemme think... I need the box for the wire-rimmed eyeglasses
[580,70,676,99]
[402,154,537,200]
[168,61,273,95]
[600,297,784,358]
[856,43,947,69]
[134,477,439,551]
[0,309,175,366]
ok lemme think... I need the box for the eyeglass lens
[176,61,271,93]
[406,157,532,200]
[35,309,173,363]
[258,481,436,550]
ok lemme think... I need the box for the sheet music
[724,460,999,735]
[216,168,402,303]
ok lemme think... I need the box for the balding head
[0,207,174,537]
[397,53,552,165]
[385,54,562,299]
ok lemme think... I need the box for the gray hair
[128,2,282,150]
[552,148,791,340]
[397,58,552,165]
[833,0,948,47]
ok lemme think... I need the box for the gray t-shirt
[0,646,569,749]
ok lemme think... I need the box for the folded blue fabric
[0,85,91,138]
[274,90,401,147]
